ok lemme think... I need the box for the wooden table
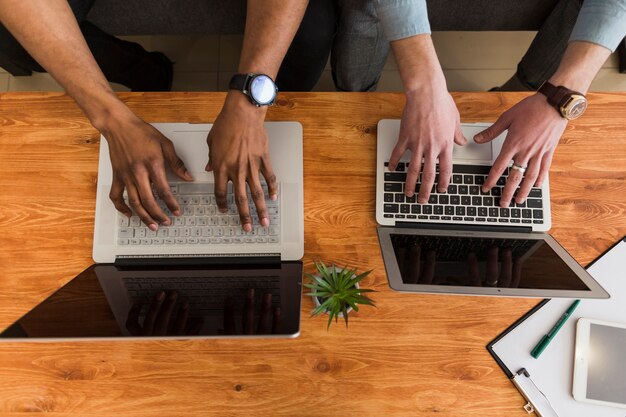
[0,92,625,416]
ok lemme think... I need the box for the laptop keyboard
[383,163,545,225]
[123,276,281,313]
[117,182,280,246]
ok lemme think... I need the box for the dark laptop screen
[390,234,590,290]
[0,262,302,340]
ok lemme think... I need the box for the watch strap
[228,73,249,91]
[538,81,584,109]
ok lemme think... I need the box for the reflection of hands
[206,93,278,232]
[467,246,523,288]
[106,113,193,230]
[474,94,567,207]
[126,291,202,336]
[397,245,436,284]
[221,289,281,335]
[388,90,467,204]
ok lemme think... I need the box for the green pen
[530,299,580,359]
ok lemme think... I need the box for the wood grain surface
[0,92,625,416]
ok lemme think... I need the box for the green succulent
[304,261,376,329]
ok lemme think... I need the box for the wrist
[88,96,140,139]
[224,90,268,119]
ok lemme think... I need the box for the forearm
[238,0,309,77]
[548,41,612,93]
[0,0,127,129]
[391,34,447,94]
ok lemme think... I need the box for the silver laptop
[376,119,609,299]
[93,122,303,263]
[0,122,306,342]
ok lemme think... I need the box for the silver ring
[510,163,527,174]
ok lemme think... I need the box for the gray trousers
[332,0,583,92]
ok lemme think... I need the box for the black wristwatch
[537,81,587,120]
[229,73,278,107]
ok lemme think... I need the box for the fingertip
[261,217,269,227]
[473,133,484,143]
[270,194,278,201]
[243,223,252,232]
[148,223,158,231]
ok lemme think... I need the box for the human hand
[206,92,278,232]
[474,94,567,207]
[104,111,193,230]
[126,290,202,336]
[388,89,467,204]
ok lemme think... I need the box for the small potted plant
[304,261,376,329]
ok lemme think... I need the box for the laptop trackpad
[452,137,493,161]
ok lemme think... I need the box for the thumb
[474,114,509,144]
[162,142,193,181]
[454,122,468,146]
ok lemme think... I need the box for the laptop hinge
[114,254,281,268]
[395,221,533,234]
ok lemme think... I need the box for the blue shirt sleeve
[375,0,431,41]
[569,0,626,52]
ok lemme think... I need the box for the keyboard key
[434,205,443,215]
[384,172,406,182]
[459,185,469,194]
[119,228,134,238]
[395,194,405,203]
[527,199,543,208]
[470,186,479,195]
[400,204,410,213]
[500,208,510,218]
[439,195,449,204]
[423,205,433,215]
[483,197,493,206]
[450,196,460,205]
[472,197,482,206]
[478,207,487,217]
[522,209,532,218]
[384,204,399,213]
[489,208,499,217]
[452,175,462,184]
[463,175,473,184]
[411,205,421,214]
[533,210,543,219]
[467,207,476,216]
[447,184,457,194]
[475,176,485,185]
[406,194,417,204]
[461,196,471,205]
[428,195,437,204]
[385,183,402,192]
[455,206,465,216]
[528,189,542,198]
[511,209,521,218]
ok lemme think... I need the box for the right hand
[388,87,467,204]
[103,112,193,230]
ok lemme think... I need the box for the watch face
[249,75,277,105]
[564,95,587,120]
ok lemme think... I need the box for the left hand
[206,92,279,232]
[474,94,568,207]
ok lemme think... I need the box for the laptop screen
[390,233,588,290]
[0,262,302,340]
[377,227,610,298]
[391,234,589,290]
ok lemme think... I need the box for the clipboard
[487,236,626,417]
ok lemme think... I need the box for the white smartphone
[573,318,626,409]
